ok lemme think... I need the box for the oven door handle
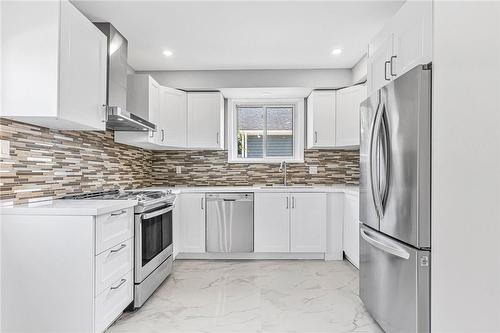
[141,206,173,220]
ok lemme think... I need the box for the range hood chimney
[94,23,155,132]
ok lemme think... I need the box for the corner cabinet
[114,75,162,149]
[1,0,107,130]
[187,92,225,150]
[307,85,365,149]
[367,1,432,95]
[335,84,366,147]
[254,192,326,253]
[115,75,189,150]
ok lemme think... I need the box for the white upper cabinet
[307,87,365,149]
[307,91,336,149]
[1,0,107,130]
[160,87,187,147]
[335,84,366,147]
[367,1,432,95]
[187,92,224,150]
[114,75,162,149]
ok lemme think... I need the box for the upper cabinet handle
[384,61,391,81]
[216,132,220,144]
[314,131,318,143]
[390,55,397,76]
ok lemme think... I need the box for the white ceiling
[220,87,313,99]
[73,1,404,71]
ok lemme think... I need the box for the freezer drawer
[359,224,430,333]
[206,193,254,253]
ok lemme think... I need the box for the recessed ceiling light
[163,50,173,57]
[262,92,272,96]
[331,48,342,55]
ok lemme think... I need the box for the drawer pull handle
[110,279,126,290]
[109,244,126,253]
[111,210,126,217]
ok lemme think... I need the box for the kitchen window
[227,99,304,163]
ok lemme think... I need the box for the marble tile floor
[108,260,383,333]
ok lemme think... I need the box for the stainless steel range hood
[94,23,155,132]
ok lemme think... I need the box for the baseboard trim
[175,252,328,260]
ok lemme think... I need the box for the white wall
[351,55,367,84]
[432,1,500,332]
[137,68,352,90]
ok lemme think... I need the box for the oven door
[135,205,173,283]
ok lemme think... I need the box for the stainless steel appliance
[94,23,155,132]
[359,64,431,333]
[63,189,176,308]
[206,193,254,253]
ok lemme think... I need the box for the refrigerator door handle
[379,105,391,211]
[360,228,410,260]
[371,97,385,219]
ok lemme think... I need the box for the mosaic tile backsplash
[151,150,359,187]
[1,118,359,204]
[0,118,153,204]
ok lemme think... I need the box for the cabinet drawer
[95,238,133,296]
[95,270,133,333]
[96,208,134,254]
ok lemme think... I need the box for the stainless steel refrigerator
[359,64,431,333]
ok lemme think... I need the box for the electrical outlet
[176,166,182,174]
[309,165,318,175]
[0,140,10,158]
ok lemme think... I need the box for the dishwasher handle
[206,193,254,202]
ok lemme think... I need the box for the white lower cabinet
[0,206,134,333]
[95,270,133,333]
[254,192,290,252]
[254,192,326,253]
[343,193,360,268]
[290,193,326,252]
[179,193,206,252]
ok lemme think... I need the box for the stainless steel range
[63,189,176,308]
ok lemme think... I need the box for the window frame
[227,98,304,163]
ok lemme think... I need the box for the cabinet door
[343,194,360,268]
[335,84,366,147]
[307,91,336,148]
[290,193,326,252]
[367,35,393,96]
[59,0,107,130]
[187,92,224,149]
[179,194,206,253]
[392,1,432,78]
[254,193,290,252]
[160,87,187,147]
[148,79,162,145]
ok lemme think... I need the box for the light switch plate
[309,165,318,175]
[0,140,10,158]
[176,166,182,174]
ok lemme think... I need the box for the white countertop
[143,185,359,195]
[1,185,358,216]
[0,199,138,216]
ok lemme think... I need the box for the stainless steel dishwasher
[206,193,254,253]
